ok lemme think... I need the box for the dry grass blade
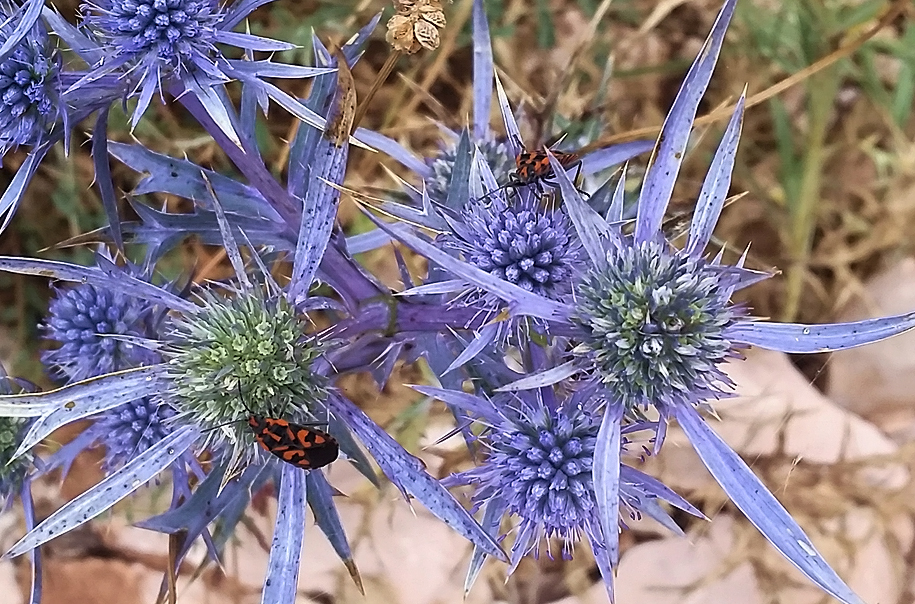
[580,0,911,150]
[353,51,402,130]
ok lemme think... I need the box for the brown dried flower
[386,0,447,54]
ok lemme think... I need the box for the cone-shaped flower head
[575,240,742,412]
[470,398,598,554]
[0,3,62,155]
[431,382,700,593]
[83,0,225,79]
[165,288,328,463]
[95,398,176,471]
[443,195,582,303]
[42,281,157,382]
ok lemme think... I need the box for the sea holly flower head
[82,0,225,80]
[70,0,333,133]
[574,240,742,412]
[426,381,701,596]
[42,279,158,382]
[165,287,329,461]
[0,255,508,590]
[425,138,515,202]
[0,2,62,156]
[465,395,599,554]
[441,194,582,304]
[95,397,176,471]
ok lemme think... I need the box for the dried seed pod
[386,0,447,54]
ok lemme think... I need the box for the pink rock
[827,258,915,441]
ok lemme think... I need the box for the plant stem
[781,67,840,321]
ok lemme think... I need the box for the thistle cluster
[0,1,910,604]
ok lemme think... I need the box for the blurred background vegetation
[0,0,913,391]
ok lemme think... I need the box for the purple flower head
[0,2,62,156]
[427,382,701,596]
[442,194,582,304]
[574,240,743,412]
[41,279,157,383]
[94,397,176,471]
[69,0,332,132]
[82,0,225,79]
[465,396,599,556]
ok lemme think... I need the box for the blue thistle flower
[83,0,225,79]
[68,0,335,132]
[421,382,701,597]
[441,194,582,303]
[77,0,231,126]
[574,240,743,412]
[346,0,654,374]
[0,0,130,236]
[163,287,331,467]
[95,397,176,471]
[426,137,515,202]
[370,1,915,601]
[0,1,63,158]
[41,280,158,383]
[463,399,601,557]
